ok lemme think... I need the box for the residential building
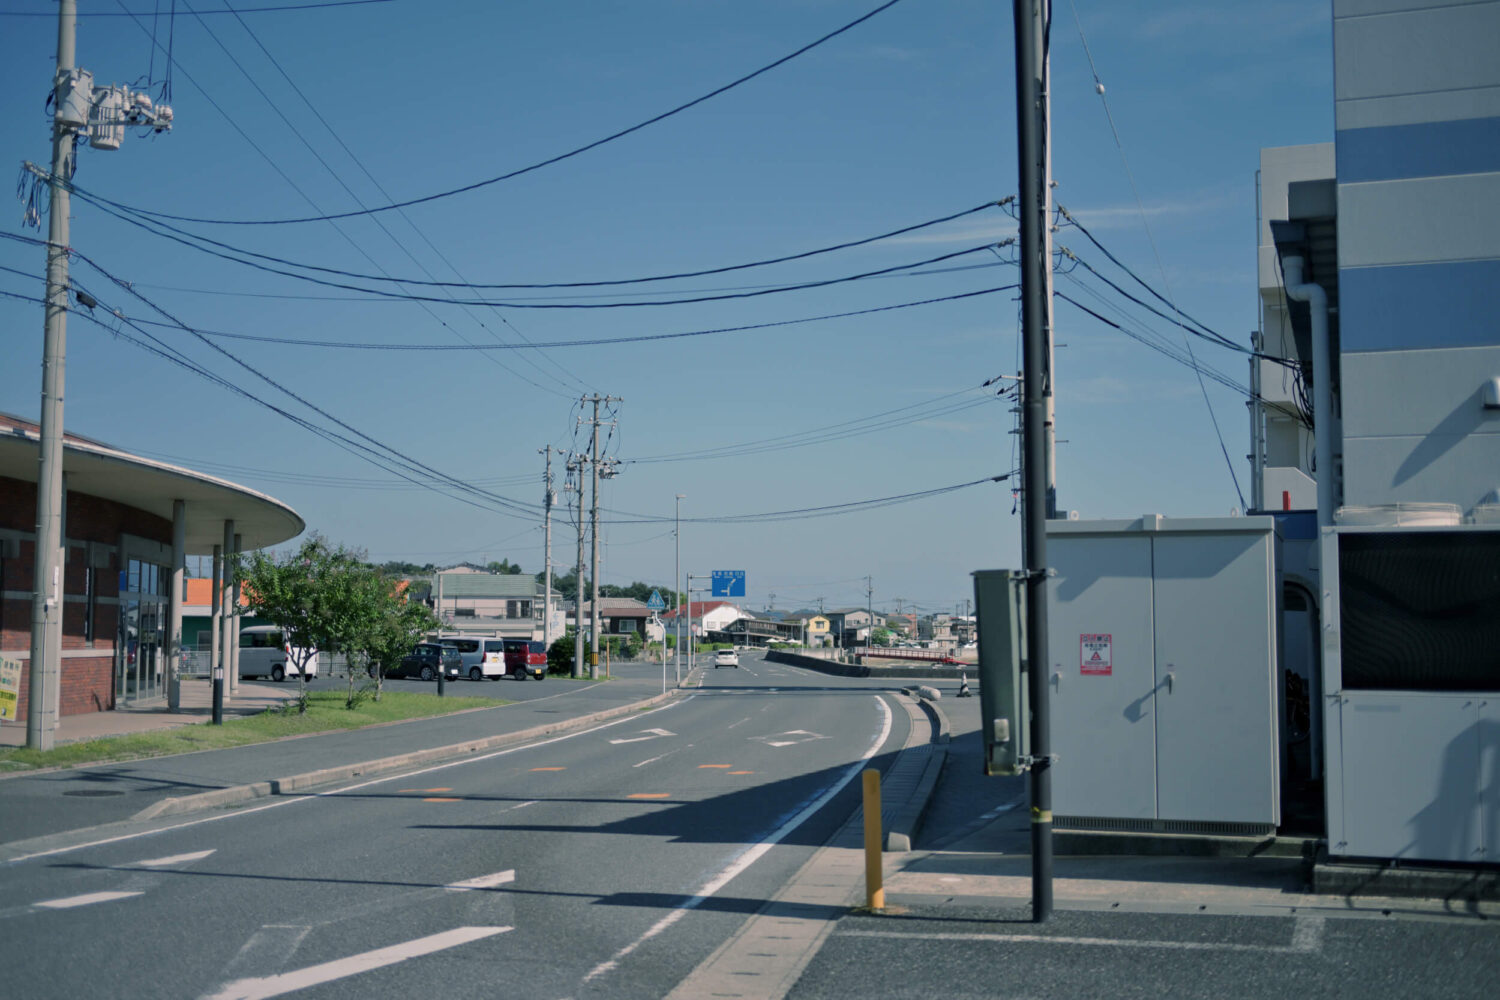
[661,600,747,637]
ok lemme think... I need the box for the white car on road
[714,648,739,669]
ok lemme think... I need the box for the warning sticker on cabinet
[1080,634,1112,675]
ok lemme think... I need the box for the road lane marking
[36,890,143,909]
[627,793,671,799]
[633,749,682,768]
[5,696,694,865]
[608,728,676,745]
[201,926,511,1000]
[221,926,311,981]
[728,771,754,775]
[446,870,516,892]
[841,916,1326,955]
[399,788,452,793]
[530,767,566,772]
[583,694,894,985]
[136,849,215,867]
[697,764,732,769]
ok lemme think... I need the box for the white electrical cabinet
[1046,516,1281,833]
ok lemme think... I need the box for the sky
[0,0,1335,616]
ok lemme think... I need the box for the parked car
[238,625,318,682]
[436,635,508,680]
[382,643,461,682]
[502,638,548,680]
[714,648,739,669]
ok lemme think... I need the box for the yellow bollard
[862,768,884,910]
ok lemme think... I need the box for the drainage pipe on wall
[1282,256,1334,528]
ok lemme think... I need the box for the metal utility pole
[1042,36,1058,520]
[1014,0,1055,923]
[674,493,684,684]
[570,457,585,679]
[541,446,555,648]
[26,0,78,751]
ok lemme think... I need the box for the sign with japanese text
[1080,633,1112,675]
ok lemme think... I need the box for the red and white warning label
[1080,633,1112,675]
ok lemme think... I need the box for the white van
[238,625,319,682]
[435,634,507,681]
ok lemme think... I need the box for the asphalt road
[0,651,915,998]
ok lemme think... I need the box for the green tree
[486,559,524,575]
[871,627,893,647]
[357,596,439,705]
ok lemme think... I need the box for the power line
[130,285,1017,350]
[2,1,395,14]
[90,0,910,226]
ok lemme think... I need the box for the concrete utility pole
[581,394,620,680]
[569,458,585,679]
[26,0,78,751]
[866,576,874,649]
[541,446,555,648]
[674,493,684,684]
[1014,0,1056,923]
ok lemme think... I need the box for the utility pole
[1043,32,1058,520]
[569,457,585,679]
[674,493,684,685]
[866,576,874,650]
[27,1,78,750]
[1014,0,1055,923]
[540,446,555,648]
[582,394,621,681]
[26,0,174,750]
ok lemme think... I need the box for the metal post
[211,543,223,725]
[541,446,554,648]
[168,500,185,710]
[674,494,683,684]
[230,532,242,695]
[1014,0,1054,923]
[26,0,78,752]
[220,520,234,705]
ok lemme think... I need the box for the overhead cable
[87,0,909,226]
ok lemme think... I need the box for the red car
[502,638,548,680]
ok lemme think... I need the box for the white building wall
[1334,0,1500,512]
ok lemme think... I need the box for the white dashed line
[36,890,143,910]
[446,870,515,892]
[136,849,216,867]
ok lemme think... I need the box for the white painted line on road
[201,926,512,1000]
[842,916,1326,955]
[633,749,682,768]
[221,925,312,981]
[35,890,143,910]
[136,849,216,867]
[608,728,676,745]
[5,697,695,866]
[446,870,515,892]
[582,695,895,985]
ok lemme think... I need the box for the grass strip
[0,690,502,773]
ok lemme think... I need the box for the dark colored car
[384,642,462,682]
[502,638,548,680]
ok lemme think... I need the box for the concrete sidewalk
[0,677,295,748]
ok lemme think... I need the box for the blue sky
[0,1,1334,615]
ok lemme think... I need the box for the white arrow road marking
[36,890,143,910]
[136,849,216,867]
[608,728,676,745]
[754,729,827,748]
[446,870,515,892]
[201,926,511,1000]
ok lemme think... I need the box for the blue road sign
[711,570,746,598]
[646,590,666,611]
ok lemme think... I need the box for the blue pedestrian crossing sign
[646,590,666,611]
[711,570,746,598]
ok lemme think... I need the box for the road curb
[132,688,683,822]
